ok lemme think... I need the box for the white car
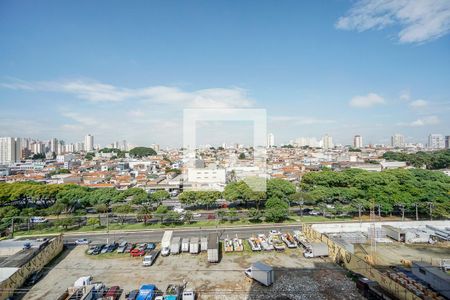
[75,238,90,245]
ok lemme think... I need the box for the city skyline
[1,1,450,146]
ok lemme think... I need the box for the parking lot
[23,243,363,300]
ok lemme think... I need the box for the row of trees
[300,168,449,217]
[383,149,450,169]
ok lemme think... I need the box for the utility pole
[106,213,110,244]
[399,203,405,221]
[299,201,304,220]
[415,203,419,221]
[11,217,15,238]
[428,202,433,221]
[358,204,362,222]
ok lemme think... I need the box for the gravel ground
[23,246,363,300]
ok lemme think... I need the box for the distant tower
[322,134,333,149]
[84,134,94,151]
[353,135,363,148]
[267,133,275,148]
[391,134,405,148]
[428,134,444,149]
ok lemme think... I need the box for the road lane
[62,224,303,244]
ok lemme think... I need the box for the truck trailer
[170,236,181,255]
[189,237,199,254]
[161,231,173,256]
[200,237,208,252]
[244,261,274,286]
[207,233,219,263]
[303,242,329,258]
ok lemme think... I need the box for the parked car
[87,245,97,255]
[101,245,110,254]
[25,271,43,286]
[125,290,139,300]
[106,242,118,252]
[92,244,105,255]
[117,241,128,253]
[75,238,90,245]
[130,248,146,257]
[104,286,121,300]
[142,249,160,267]
[124,243,134,253]
[146,243,156,250]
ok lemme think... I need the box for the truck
[181,238,190,252]
[170,236,181,255]
[303,242,329,258]
[200,237,208,252]
[207,233,219,263]
[142,249,160,266]
[182,289,196,300]
[161,231,173,256]
[136,284,156,300]
[189,237,199,254]
[244,262,274,286]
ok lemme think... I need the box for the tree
[264,198,289,222]
[183,211,194,224]
[87,217,100,229]
[155,205,169,223]
[129,147,157,158]
[137,206,152,225]
[238,153,246,160]
[54,217,76,230]
[94,203,109,213]
[113,204,134,224]
[151,190,170,205]
[267,178,296,201]
[248,208,263,222]
[223,181,253,206]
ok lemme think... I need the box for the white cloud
[398,115,440,126]
[349,93,385,108]
[399,90,410,101]
[409,99,428,108]
[336,0,450,43]
[1,79,254,108]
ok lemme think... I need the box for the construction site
[305,220,450,300]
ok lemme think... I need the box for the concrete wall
[0,235,64,300]
[303,224,422,300]
[311,220,450,234]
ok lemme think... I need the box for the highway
[61,224,303,244]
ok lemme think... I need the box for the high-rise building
[353,135,363,148]
[391,134,405,148]
[445,136,450,149]
[50,138,58,153]
[31,142,45,154]
[267,133,275,148]
[85,134,94,151]
[428,134,445,149]
[74,142,84,152]
[0,137,17,164]
[322,134,333,149]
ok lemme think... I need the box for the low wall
[0,235,64,300]
[311,220,450,234]
[303,224,422,300]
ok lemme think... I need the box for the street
[62,223,303,244]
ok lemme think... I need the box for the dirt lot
[24,246,363,300]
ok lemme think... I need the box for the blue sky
[1,0,449,147]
